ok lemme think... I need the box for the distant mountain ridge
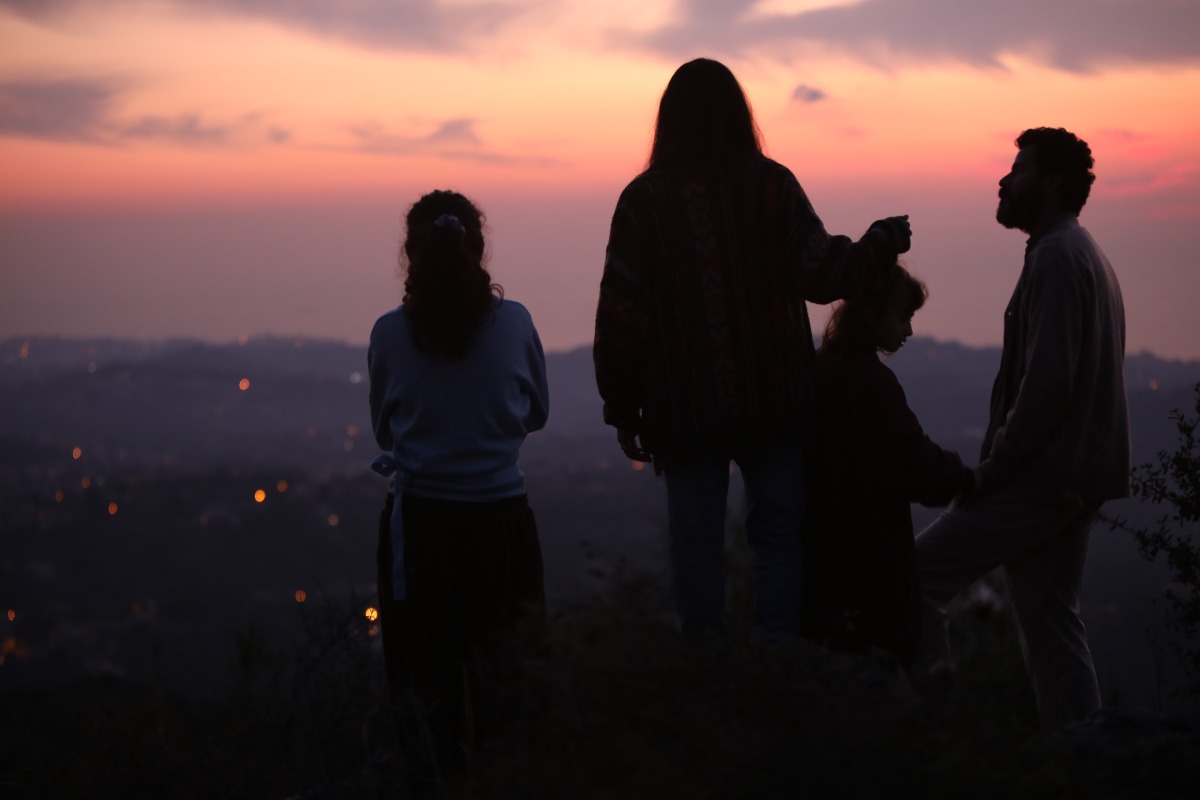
[2,333,1197,480]
[2,333,1197,482]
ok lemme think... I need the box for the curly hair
[822,263,928,358]
[1015,127,1096,215]
[647,58,763,170]
[399,189,501,360]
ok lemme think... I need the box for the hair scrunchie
[433,213,466,237]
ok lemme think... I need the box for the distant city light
[107,502,119,516]
[631,460,645,472]
[238,378,251,391]
[1149,379,1159,391]
[54,490,64,503]
[349,371,363,384]
[238,335,249,346]
[81,477,91,489]
[327,514,340,527]
[365,607,379,622]
[294,590,307,603]
[18,341,29,359]
[276,480,288,493]
[345,424,358,437]
[72,447,82,460]
[343,440,355,452]
[6,610,14,622]
[254,489,267,503]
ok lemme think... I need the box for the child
[803,264,973,663]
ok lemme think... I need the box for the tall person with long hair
[594,58,913,645]
[369,189,549,783]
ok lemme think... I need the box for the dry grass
[2,572,1196,799]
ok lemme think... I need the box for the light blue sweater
[368,297,549,501]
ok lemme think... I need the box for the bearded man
[914,127,1130,731]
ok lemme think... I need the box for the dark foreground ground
[2,570,1197,800]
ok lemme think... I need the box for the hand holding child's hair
[875,215,912,253]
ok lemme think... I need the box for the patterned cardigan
[594,154,902,463]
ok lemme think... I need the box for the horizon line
[3,332,1198,365]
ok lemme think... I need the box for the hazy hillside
[1,335,1198,705]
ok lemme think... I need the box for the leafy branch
[1111,382,1200,700]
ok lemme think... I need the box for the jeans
[664,445,806,640]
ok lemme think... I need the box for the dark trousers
[376,492,545,779]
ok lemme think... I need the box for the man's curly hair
[1016,127,1096,215]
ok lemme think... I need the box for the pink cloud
[1104,163,1197,197]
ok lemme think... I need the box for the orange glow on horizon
[2,5,1198,359]
[0,136,632,213]
[5,55,1194,214]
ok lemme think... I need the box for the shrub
[1111,382,1200,705]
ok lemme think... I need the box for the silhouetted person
[368,190,549,784]
[594,58,911,645]
[804,264,972,664]
[915,128,1130,730]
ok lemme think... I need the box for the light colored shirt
[980,214,1131,505]
[368,297,549,501]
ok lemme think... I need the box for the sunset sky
[2,0,1199,359]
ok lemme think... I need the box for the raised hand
[882,214,912,253]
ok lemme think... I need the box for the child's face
[875,289,914,353]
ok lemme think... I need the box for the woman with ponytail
[368,189,549,783]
